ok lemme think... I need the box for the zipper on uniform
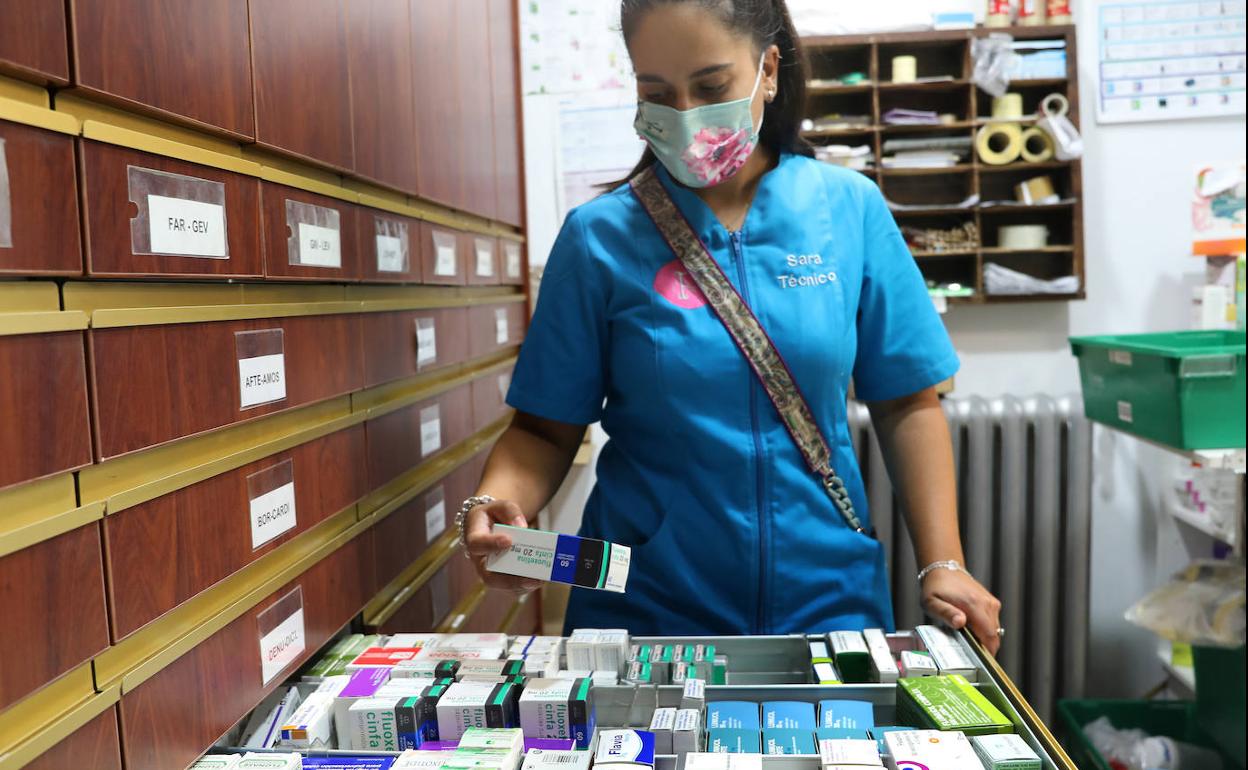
[730,230,769,635]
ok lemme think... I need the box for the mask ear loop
[749,50,767,136]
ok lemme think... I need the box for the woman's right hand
[462,498,544,594]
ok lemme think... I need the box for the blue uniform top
[506,152,959,635]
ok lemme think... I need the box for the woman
[461,0,1003,653]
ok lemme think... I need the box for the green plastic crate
[1069,330,1246,450]
[1056,699,1239,770]
[1194,645,1247,768]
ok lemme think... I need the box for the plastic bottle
[1129,736,1224,770]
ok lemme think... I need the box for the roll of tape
[977,123,1023,165]
[892,56,917,84]
[1041,93,1069,118]
[1020,126,1055,162]
[999,224,1050,250]
[1015,175,1059,205]
[992,93,1025,119]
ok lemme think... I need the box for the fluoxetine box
[237,754,301,770]
[674,708,702,753]
[346,697,404,750]
[826,631,871,683]
[648,707,677,754]
[595,729,657,768]
[819,700,875,731]
[436,681,512,740]
[818,738,883,766]
[518,678,583,740]
[684,754,763,770]
[971,734,1042,770]
[884,730,981,770]
[680,678,706,711]
[763,728,816,755]
[763,701,816,730]
[278,692,334,749]
[521,750,592,770]
[707,701,761,730]
[862,629,899,684]
[706,729,761,754]
[334,668,393,744]
[486,526,630,593]
[566,630,599,670]
[914,626,979,681]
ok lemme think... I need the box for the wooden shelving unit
[802,25,1085,304]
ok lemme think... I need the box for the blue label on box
[707,729,762,754]
[707,702,761,730]
[551,534,581,584]
[762,728,815,755]
[763,701,816,730]
[818,700,875,731]
[815,727,871,742]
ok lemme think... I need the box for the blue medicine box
[763,701,816,731]
[818,700,875,731]
[707,701,761,730]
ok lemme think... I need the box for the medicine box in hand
[486,526,630,593]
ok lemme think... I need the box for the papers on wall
[787,0,979,34]
[520,1,633,96]
[558,92,647,215]
[1097,0,1247,124]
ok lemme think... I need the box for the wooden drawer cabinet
[471,366,513,434]
[119,531,374,770]
[419,222,469,286]
[259,182,360,282]
[364,382,474,493]
[360,307,469,389]
[467,235,501,286]
[104,425,367,641]
[372,481,450,592]
[0,121,82,275]
[357,208,423,284]
[0,331,92,491]
[89,314,363,460]
[70,0,254,138]
[250,0,354,170]
[347,0,419,194]
[0,523,109,711]
[79,140,262,279]
[0,0,69,84]
[375,561,452,634]
[23,708,122,770]
[411,0,461,211]
[468,302,526,359]
[499,240,525,287]
[443,447,490,511]
[464,589,514,633]
[488,0,523,226]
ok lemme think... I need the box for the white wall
[521,0,1246,697]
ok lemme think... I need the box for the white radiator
[848,395,1093,723]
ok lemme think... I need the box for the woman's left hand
[921,568,1003,656]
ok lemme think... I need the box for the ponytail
[617,0,813,183]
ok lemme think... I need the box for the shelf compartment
[881,120,975,133]
[978,160,1075,173]
[880,164,974,176]
[981,246,1075,255]
[877,78,970,91]
[806,82,874,95]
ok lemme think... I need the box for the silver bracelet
[917,560,966,583]
[456,495,496,557]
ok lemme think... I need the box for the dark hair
[619,0,813,181]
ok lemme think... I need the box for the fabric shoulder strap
[629,167,870,536]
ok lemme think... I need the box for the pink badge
[654,259,707,309]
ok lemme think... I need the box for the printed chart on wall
[520,0,634,96]
[558,92,646,216]
[1097,0,1247,123]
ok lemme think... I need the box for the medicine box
[649,707,677,754]
[385,633,444,649]
[862,629,899,684]
[706,728,762,754]
[818,738,883,766]
[819,700,875,731]
[763,701,816,730]
[684,754,763,770]
[347,647,421,671]
[238,754,301,770]
[914,626,978,681]
[333,669,392,746]
[762,728,816,755]
[971,734,1042,770]
[190,756,241,770]
[815,727,871,742]
[871,726,915,754]
[346,697,402,751]
[674,708,703,753]
[899,651,937,678]
[392,751,455,770]
[813,661,841,685]
[826,631,871,683]
[896,675,1012,736]
[707,701,761,730]
[884,729,982,770]
[680,678,706,711]
[278,692,335,749]
[595,729,657,767]
[436,681,518,740]
[300,759,396,770]
[487,526,630,593]
[521,750,592,770]
[518,678,587,741]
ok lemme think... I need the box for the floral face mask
[634,53,766,188]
